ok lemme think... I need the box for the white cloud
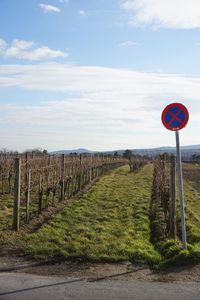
[12,39,34,50]
[0,63,198,124]
[0,63,197,105]
[79,10,86,16]
[39,4,61,13]
[0,62,199,102]
[0,62,199,150]
[0,38,68,61]
[13,46,68,60]
[5,39,35,58]
[0,39,7,53]
[59,0,69,3]
[121,0,200,29]
[118,41,138,47]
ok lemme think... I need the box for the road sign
[161,103,189,131]
[161,102,189,250]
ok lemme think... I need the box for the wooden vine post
[25,169,31,223]
[90,154,92,182]
[25,152,31,223]
[38,174,42,214]
[169,155,177,238]
[45,155,51,208]
[60,154,65,201]
[97,154,99,177]
[78,154,82,191]
[71,157,74,196]
[13,157,21,231]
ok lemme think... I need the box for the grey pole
[175,130,187,249]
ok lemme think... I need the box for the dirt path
[0,255,200,283]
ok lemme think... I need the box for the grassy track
[22,164,162,264]
[183,164,200,247]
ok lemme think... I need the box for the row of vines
[0,154,127,231]
[150,155,200,265]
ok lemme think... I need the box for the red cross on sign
[161,103,189,131]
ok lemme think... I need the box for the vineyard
[0,154,200,268]
[150,156,200,266]
[0,153,126,232]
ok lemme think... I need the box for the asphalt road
[0,273,200,300]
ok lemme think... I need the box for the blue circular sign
[162,103,189,131]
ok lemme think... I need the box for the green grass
[154,163,200,268]
[180,164,200,259]
[0,188,60,231]
[22,164,162,265]
[4,162,199,268]
[153,239,200,268]
[0,195,13,231]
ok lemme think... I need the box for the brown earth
[0,255,200,283]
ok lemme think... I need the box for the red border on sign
[161,103,189,131]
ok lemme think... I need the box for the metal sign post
[175,130,187,249]
[161,102,189,250]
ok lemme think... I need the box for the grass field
[22,164,162,265]
[183,164,200,245]
[2,162,200,268]
[0,191,60,232]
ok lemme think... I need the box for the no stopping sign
[161,103,189,131]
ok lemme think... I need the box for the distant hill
[154,145,200,151]
[133,145,200,158]
[51,148,94,155]
[50,145,200,159]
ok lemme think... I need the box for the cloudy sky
[1,0,200,151]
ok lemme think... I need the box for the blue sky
[1,0,200,151]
